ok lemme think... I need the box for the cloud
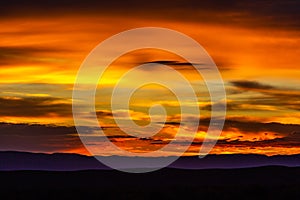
[97,109,151,121]
[0,123,82,152]
[153,119,300,154]
[96,110,113,118]
[230,80,274,90]
[0,46,69,66]
[139,60,212,71]
[132,113,300,139]
[228,80,300,111]
[0,96,71,117]
[214,131,300,148]
[222,119,300,135]
[0,83,72,98]
[177,117,300,139]
[196,117,300,136]
[0,118,299,155]
[0,122,167,154]
[0,122,140,153]
[0,0,299,30]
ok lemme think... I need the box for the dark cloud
[0,123,82,152]
[107,135,136,139]
[0,122,76,136]
[143,60,202,66]
[0,46,70,66]
[0,122,143,153]
[146,116,300,138]
[0,0,299,30]
[0,46,60,55]
[170,130,300,149]
[141,60,208,71]
[214,131,300,148]
[199,117,300,135]
[232,97,300,112]
[96,110,113,118]
[163,121,181,125]
[228,80,300,111]
[0,96,71,117]
[222,120,300,135]
[230,80,274,90]
[192,117,300,137]
[201,102,233,112]
[0,119,299,153]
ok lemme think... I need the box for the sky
[0,0,300,156]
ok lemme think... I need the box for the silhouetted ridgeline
[1,152,300,199]
[0,151,300,170]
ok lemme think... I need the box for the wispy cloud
[0,96,71,117]
[0,46,69,66]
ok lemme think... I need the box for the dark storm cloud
[0,0,299,29]
[0,96,71,117]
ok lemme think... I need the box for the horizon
[1,150,300,172]
[3,150,300,156]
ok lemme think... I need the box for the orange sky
[0,0,300,156]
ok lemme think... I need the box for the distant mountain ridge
[0,151,300,171]
[0,151,108,171]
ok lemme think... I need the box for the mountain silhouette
[1,151,300,171]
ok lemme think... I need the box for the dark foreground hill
[1,152,300,199]
[0,166,300,199]
[1,151,300,170]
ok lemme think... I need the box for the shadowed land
[1,152,300,199]
[0,166,300,199]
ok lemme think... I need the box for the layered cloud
[0,123,85,154]
[0,46,70,66]
[0,96,71,117]
[1,0,299,30]
[226,80,300,113]
[1,120,299,156]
